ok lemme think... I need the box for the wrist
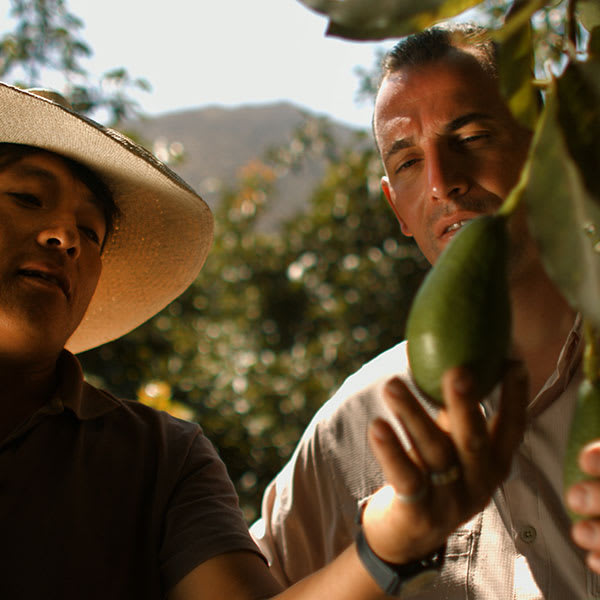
[355,502,445,596]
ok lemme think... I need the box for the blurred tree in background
[1,0,150,124]
[0,0,429,522]
[0,0,576,522]
[79,121,428,521]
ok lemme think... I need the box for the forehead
[374,54,510,152]
[0,150,107,220]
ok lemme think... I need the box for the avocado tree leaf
[589,26,600,58]
[296,0,482,41]
[496,16,540,130]
[578,0,600,33]
[516,55,600,327]
[556,58,600,204]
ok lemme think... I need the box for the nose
[427,144,469,201]
[37,220,80,259]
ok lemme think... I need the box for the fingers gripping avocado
[406,214,512,405]
[564,379,600,523]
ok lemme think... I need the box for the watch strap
[354,509,445,596]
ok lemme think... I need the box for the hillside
[126,102,366,230]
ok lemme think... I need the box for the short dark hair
[380,23,498,86]
[0,143,120,248]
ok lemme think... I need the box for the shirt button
[520,526,537,544]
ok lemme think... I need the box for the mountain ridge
[126,101,366,230]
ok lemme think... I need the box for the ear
[381,176,412,237]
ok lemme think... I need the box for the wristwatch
[354,506,445,596]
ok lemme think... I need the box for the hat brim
[0,83,214,353]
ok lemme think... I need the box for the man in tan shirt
[253,24,600,598]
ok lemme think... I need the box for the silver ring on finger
[430,464,461,486]
[394,482,428,504]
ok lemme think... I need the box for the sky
[5,0,394,130]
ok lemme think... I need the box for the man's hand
[361,362,528,565]
[567,442,600,573]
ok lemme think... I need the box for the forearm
[169,544,389,600]
[268,544,386,600]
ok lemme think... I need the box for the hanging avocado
[406,214,511,405]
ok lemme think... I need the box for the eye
[395,157,420,174]
[458,132,490,146]
[8,192,42,207]
[79,226,101,245]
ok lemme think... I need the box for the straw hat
[0,82,214,353]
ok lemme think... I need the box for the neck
[0,352,60,441]
[509,259,576,400]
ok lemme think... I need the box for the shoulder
[273,341,413,492]
[79,381,215,468]
[308,341,411,438]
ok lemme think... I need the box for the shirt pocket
[401,513,481,599]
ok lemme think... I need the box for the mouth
[442,219,472,235]
[18,268,70,298]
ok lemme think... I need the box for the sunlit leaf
[578,0,600,33]
[556,58,600,202]
[297,0,482,41]
[491,0,547,44]
[517,56,600,326]
[496,16,540,130]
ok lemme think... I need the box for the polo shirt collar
[55,350,118,420]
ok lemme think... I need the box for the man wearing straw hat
[0,82,528,599]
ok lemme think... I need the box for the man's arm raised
[170,362,528,600]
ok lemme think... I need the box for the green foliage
[1,0,150,125]
[517,54,600,328]
[578,2,600,33]
[1,0,90,83]
[80,121,428,521]
[495,9,541,129]
[299,0,482,40]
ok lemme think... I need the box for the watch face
[402,569,439,594]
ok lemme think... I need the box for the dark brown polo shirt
[0,351,260,599]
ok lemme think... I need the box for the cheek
[483,143,529,196]
[81,256,102,301]
[386,181,424,236]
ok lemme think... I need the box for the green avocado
[564,378,600,523]
[406,214,511,405]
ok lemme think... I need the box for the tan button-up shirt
[253,319,600,598]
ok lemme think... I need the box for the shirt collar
[54,350,118,420]
[528,313,583,417]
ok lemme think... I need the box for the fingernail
[385,377,404,398]
[451,368,472,395]
[370,419,392,442]
[588,552,600,573]
[581,443,600,475]
[573,521,597,546]
[567,484,589,513]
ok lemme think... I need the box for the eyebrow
[383,112,495,163]
[12,164,58,186]
[12,163,107,219]
[446,112,494,132]
[384,138,414,163]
